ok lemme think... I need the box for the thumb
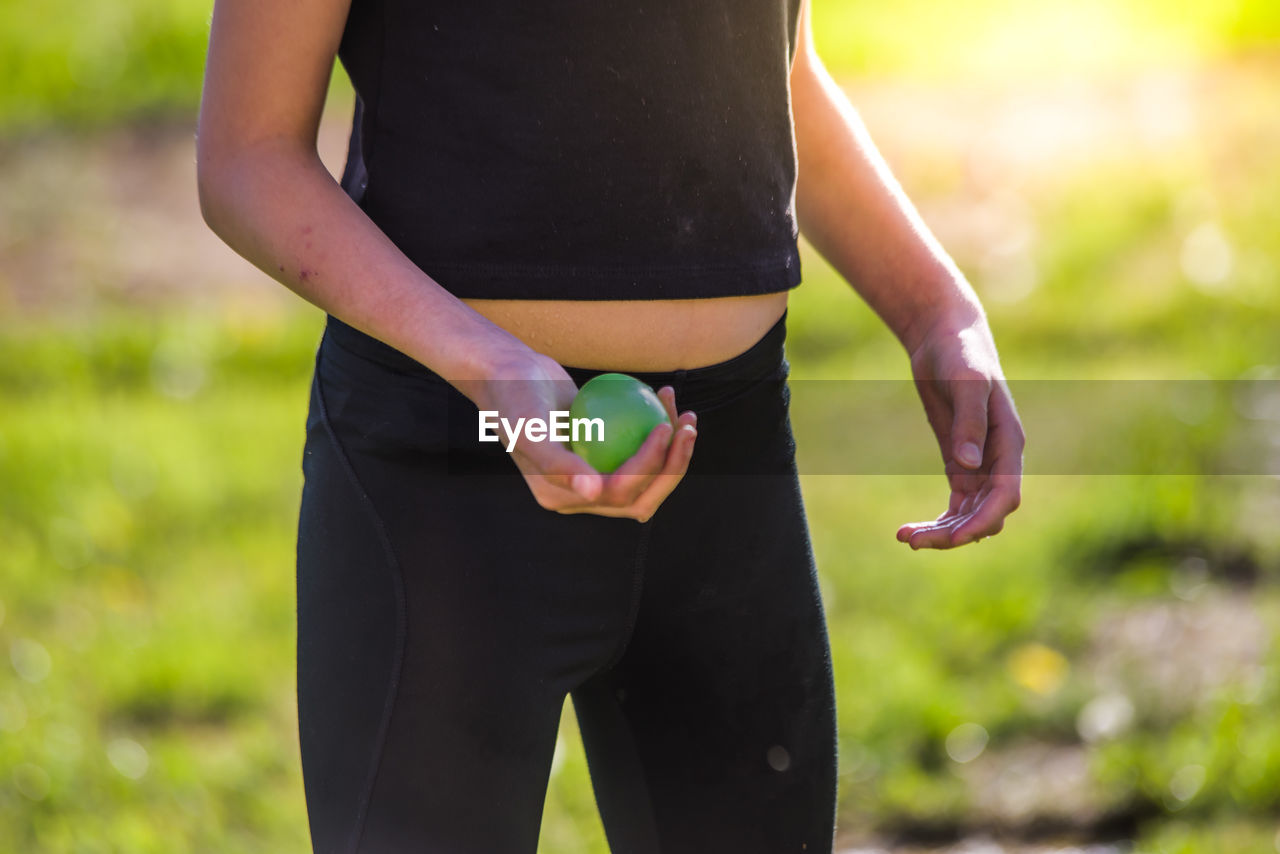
[951,377,990,469]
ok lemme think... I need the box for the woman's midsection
[462,292,789,372]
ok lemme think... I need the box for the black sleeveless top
[337,0,803,300]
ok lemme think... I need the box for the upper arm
[791,0,822,81]
[197,0,353,166]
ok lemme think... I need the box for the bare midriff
[462,292,789,373]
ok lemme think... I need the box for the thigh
[297,336,645,853]
[573,391,838,853]
[297,365,408,854]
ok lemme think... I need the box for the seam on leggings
[313,347,408,854]
[597,521,653,676]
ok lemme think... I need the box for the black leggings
[296,311,837,853]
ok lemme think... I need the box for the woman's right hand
[461,348,698,523]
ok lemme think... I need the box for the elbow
[195,136,315,236]
[196,181,218,234]
[196,158,220,235]
[195,128,247,238]
[195,148,228,236]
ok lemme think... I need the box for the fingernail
[959,442,982,467]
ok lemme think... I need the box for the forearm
[792,58,983,351]
[196,138,529,394]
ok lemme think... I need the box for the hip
[315,306,796,477]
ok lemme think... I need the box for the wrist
[442,325,567,412]
[446,336,538,405]
[898,281,985,355]
[388,300,537,402]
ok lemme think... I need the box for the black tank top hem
[412,249,801,301]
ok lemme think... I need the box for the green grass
[2,233,1278,852]
[4,0,1280,131]
[4,2,1280,851]
[2,317,1279,851]
[812,0,1280,81]
[0,0,214,130]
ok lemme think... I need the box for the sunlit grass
[3,1,1280,851]
[2,288,1278,851]
[3,0,1280,129]
[812,0,1280,81]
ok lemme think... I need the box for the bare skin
[789,0,1025,547]
[458,293,789,373]
[197,0,1023,541]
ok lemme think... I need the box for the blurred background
[2,1,1279,852]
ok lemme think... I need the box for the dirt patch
[841,841,1128,854]
[0,103,353,319]
[1085,589,1269,721]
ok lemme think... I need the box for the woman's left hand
[897,307,1025,549]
